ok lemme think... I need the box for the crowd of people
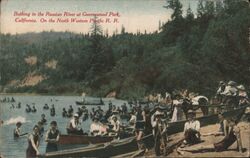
[0,97,15,103]
[1,81,248,157]
[216,81,249,108]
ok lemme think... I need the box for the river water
[0,95,127,158]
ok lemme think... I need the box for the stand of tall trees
[0,0,249,98]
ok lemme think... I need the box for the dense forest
[0,0,249,99]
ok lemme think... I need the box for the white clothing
[184,120,200,132]
[221,86,238,96]
[171,100,184,122]
[111,120,120,132]
[90,122,106,135]
[191,96,208,106]
[70,118,80,129]
[129,115,136,125]
[239,91,248,98]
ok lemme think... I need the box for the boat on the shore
[75,100,104,106]
[44,136,147,158]
[43,105,247,158]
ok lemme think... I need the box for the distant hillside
[0,0,249,99]
[4,31,79,44]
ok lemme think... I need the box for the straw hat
[187,110,195,115]
[155,111,164,116]
[219,81,225,85]
[237,85,245,91]
[228,81,237,86]
[74,113,79,117]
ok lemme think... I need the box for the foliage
[0,0,249,98]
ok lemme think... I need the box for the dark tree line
[0,0,249,99]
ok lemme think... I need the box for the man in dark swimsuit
[26,125,40,158]
[41,114,47,125]
[45,121,60,152]
[14,122,22,138]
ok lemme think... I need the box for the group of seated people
[67,111,122,137]
[177,110,243,154]
[65,100,244,156]
[216,81,249,107]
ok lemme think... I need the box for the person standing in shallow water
[26,125,40,158]
[14,122,22,138]
[45,121,60,153]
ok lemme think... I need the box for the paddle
[19,133,28,136]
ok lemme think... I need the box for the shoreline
[0,92,80,96]
[0,93,117,100]
[145,122,250,157]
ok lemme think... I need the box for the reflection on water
[0,95,126,158]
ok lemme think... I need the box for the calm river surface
[0,95,127,158]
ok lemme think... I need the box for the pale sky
[0,0,198,35]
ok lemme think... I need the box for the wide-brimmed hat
[228,81,237,86]
[155,111,164,116]
[112,110,119,114]
[219,81,225,85]
[237,85,245,91]
[74,113,79,117]
[112,115,118,120]
[93,116,99,121]
[50,121,57,126]
[187,110,195,115]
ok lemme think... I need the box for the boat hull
[58,134,114,145]
[44,106,247,158]
[75,101,104,106]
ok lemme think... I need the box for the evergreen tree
[164,0,183,20]
[197,0,205,17]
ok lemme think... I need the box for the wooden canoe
[43,106,247,158]
[75,101,105,106]
[44,137,141,158]
[58,134,114,145]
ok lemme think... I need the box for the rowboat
[44,105,247,158]
[44,136,146,158]
[58,134,114,146]
[75,101,104,106]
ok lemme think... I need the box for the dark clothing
[154,121,167,156]
[214,129,237,151]
[41,118,47,125]
[50,108,56,116]
[26,134,39,158]
[144,110,152,135]
[135,112,145,131]
[13,128,20,138]
[62,111,67,117]
[46,129,60,153]
[184,129,200,145]
[68,108,73,114]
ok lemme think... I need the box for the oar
[19,133,28,137]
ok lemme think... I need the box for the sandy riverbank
[145,121,250,157]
